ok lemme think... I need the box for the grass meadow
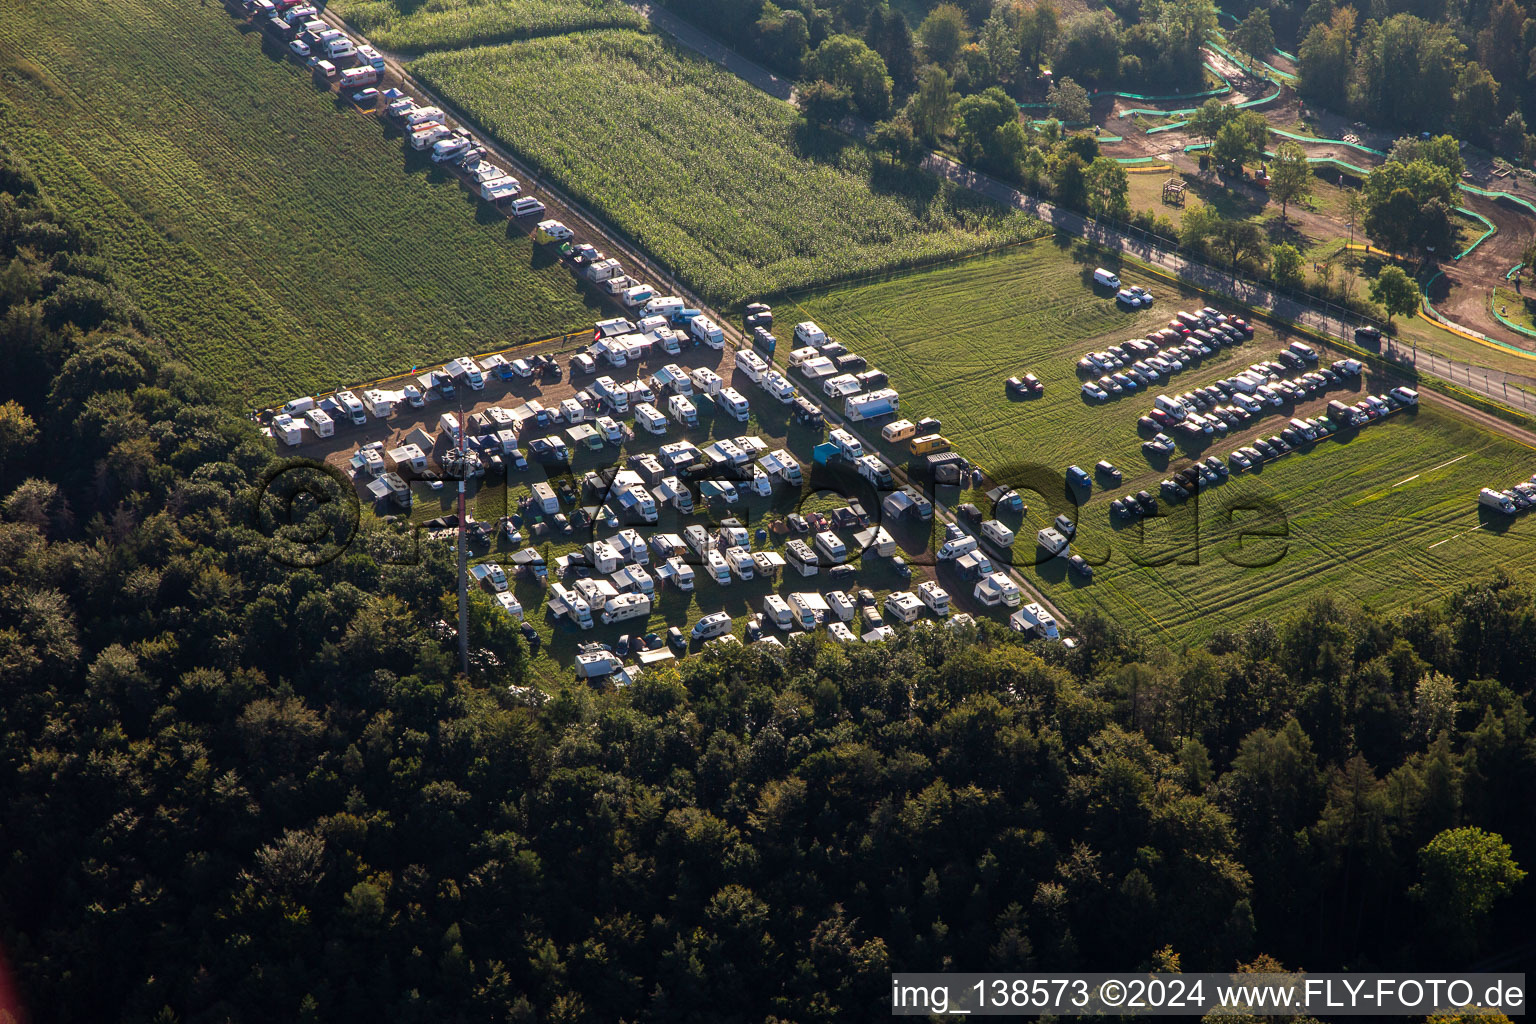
[0,0,603,403]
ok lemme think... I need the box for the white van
[937,534,978,560]
[691,611,733,641]
[716,387,750,423]
[690,315,724,348]
[981,520,1015,547]
[813,531,847,564]
[668,394,697,427]
[762,595,794,631]
[1154,394,1187,420]
[643,296,685,319]
[1093,267,1122,289]
[634,402,667,435]
[1232,392,1263,414]
[690,367,723,397]
[282,395,317,415]
[735,349,769,383]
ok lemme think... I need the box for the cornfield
[0,0,602,402]
[331,0,646,54]
[413,31,1048,305]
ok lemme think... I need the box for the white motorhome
[785,539,819,577]
[762,595,794,631]
[304,408,335,437]
[828,428,862,460]
[725,547,755,582]
[917,580,951,617]
[813,531,847,565]
[938,534,978,560]
[547,583,594,629]
[1010,602,1060,639]
[633,402,667,435]
[1037,527,1070,557]
[667,394,697,428]
[735,349,769,382]
[825,591,856,622]
[600,592,652,625]
[793,321,828,348]
[690,366,724,397]
[691,611,733,641]
[704,549,731,586]
[689,316,724,348]
[884,591,924,624]
[973,572,1022,608]
[787,592,830,631]
[715,387,750,423]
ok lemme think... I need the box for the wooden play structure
[1161,177,1187,205]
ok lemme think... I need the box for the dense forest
[1,148,1533,1023]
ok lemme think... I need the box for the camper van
[937,534,978,560]
[917,581,951,617]
[813,531,848,565]
[909,434,950,456]
[547,583,594,630]
[973,572,1022,608]
[762,595,795,631]
[785,539,819,577]
[667,394,698,428]
[716,387,750,423]
[704,549,732,586]
[690,316,725,348]
[828,428,863,460]
[794,322,828,348]
[691,611,733,641]
[735,349,769,383]
[759,371,795,404]
[884,591,924,624]
[600,592,652,626]
[1011,602,1060,640]
[633,402,667,435]
[882,419,917,443]
[825,591,857,623]
[531,481,559,516]
[304,408,335,437]
[787,592,828,631]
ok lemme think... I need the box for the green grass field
[0,0,603,404]
[787,239,1536,642]
[412,30,1048,306]
[329,0,645,53]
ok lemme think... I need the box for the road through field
[617,0,1536,425]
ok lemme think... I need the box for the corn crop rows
[413,30,1048,306]
[330,0,645,54]
[0,0,601,402]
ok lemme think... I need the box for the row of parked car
[1479,475,1536,514]
[1081,307,1257,401]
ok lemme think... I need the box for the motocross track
[1089,57,1536,357]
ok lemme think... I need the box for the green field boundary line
[1146,120,1190,134]
[1454,207,1497,260]
[1114,156,1164,164]
[1508,263,1526,280]
[1421,270,1536,366]
[1096,135,1124,143]
[1490,288,1536,339]
[1457,182,1536,218]
[1236,80,1285,107]
[1269,126,1387,156]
